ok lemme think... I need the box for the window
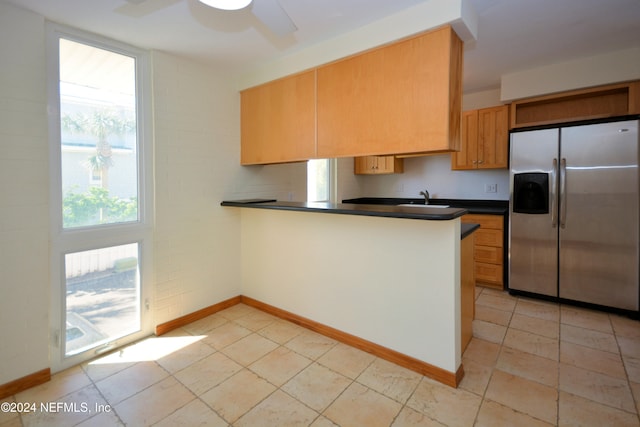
[64,243,141,356]
[59,38,139,229]
[47,24,153,372]
[307,159,336,202]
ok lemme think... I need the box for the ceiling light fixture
[198,0,252,11]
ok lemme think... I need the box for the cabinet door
[241,70,316,165]
[477,105,509,169]
[317,26,462,158]
[376,156,404,174]
[354,155,404,174]
[354,156,377,174]
[451,110,478,170]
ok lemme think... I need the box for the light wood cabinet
[241,25,463,165]
[451,110,478,170]
[461,214,504,289]
[509,80,640,129]
[316,25,463,158]
[240,70,316,165]
[452,105,509,170]
[354,156,404,175]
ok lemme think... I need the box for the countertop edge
[221,200,469,221]
[341,197,508,215]
[461,223,480,239]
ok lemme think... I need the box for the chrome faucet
[419,190,430,205]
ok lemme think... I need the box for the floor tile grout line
[222,331,412,426]
[223,333,341,425]
[78,356,142,427]
[476,287,640,422]
[178,311,285,426]
[316,371,358,425]
[611,318,640,421]
[183,312,341,425]
[11,297,639,426]
[110,316,276,425]
[471,288,562,426]
[470,286,516,426]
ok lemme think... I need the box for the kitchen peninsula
[221,200,477,387]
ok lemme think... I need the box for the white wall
[0,2,305,386]
[355,155,510,201]
[501,47,640,101]
[0,2,50,385]
[238,0,477,90]
[151,51,306,325]
[241,209,462,373]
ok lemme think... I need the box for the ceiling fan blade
[251,0,297,37]
[115,0,181,18]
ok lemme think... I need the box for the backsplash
[352,154,510,201]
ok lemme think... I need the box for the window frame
[307,158,337,203]
[46,22,154,372]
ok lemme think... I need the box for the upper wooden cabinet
[451,110,478,170]
[317,26,463,158]
[509,80,640,129]
[354,155,404,175]
[451,105,509,170]
[240,70,316,165]
[240,25,464,165]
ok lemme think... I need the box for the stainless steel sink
[397,203,450,208]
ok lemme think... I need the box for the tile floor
[2,287,639,426]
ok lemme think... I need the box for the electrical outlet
[485,183,498,193]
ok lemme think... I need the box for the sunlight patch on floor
[88,335,206,364]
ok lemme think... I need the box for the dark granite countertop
[221,199,469,221]
[341,197,508,215]
[461,223,480,239]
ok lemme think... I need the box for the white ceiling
[6,0,640,93]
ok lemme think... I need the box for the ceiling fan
[122,0,297,37]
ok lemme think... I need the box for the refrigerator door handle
[559,158,567,228]
[551,158,558,227]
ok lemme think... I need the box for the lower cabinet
[354,156,404,174]
[461,214,504,289]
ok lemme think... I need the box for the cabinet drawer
[462,214,503,230]
[474,229,503,248]
[475,245,503,264]
[475,262,503,285]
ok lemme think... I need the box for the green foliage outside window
[63,186,137,228]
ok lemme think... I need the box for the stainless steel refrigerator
[509,118,639,312]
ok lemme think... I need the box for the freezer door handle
[559,158,567,228]
[551,158,558,227]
